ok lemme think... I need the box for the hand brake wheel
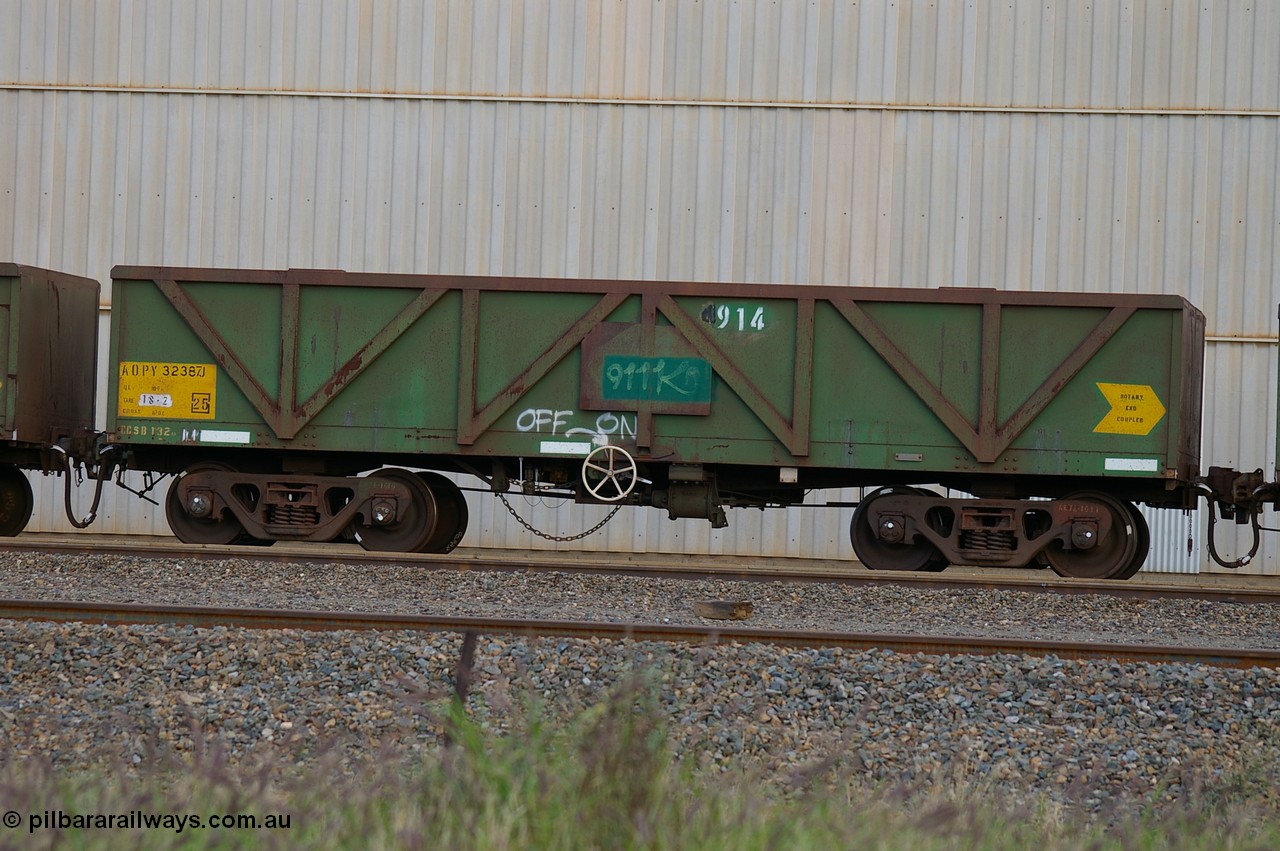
[581,445,639,502]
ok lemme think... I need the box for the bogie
[850,489,1150,580]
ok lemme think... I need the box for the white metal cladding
[6,0,1280,111]
[4,1,1280,573]
[5,96,1280,311]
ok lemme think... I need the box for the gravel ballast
[1,548,1279,813]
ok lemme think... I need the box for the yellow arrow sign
[1093,383,1166,435]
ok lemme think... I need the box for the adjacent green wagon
[0,264,100,535]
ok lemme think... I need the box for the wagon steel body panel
[107,266,1204,507]
[0,263,100,462]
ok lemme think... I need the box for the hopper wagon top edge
[95,265,1220,579]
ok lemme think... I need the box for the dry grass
[1,674,1277,850]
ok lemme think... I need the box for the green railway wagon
[107,266,1206,579]
[0,264,100,535]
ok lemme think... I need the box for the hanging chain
[1186,508,1194,558]
[497,492,621,542]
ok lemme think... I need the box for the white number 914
[714,304,766,331]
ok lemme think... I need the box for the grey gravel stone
[0,549,1278,816]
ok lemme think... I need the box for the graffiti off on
[516,408,638,456]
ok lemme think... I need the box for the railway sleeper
[852,489,1148,579]
[170,470,411,543]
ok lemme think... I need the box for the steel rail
[1,598,1275,670]
[3,536,1277,606]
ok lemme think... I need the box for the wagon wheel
[354,468,438,553]
[0,465,33,536]
[1114,502,1151,580]
[414,472,469,554]
[582,445,638,503]
[1044,491,1139,580]
[166,462,248,545]
[850,486,946,572]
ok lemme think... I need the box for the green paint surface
[601,356,712,403]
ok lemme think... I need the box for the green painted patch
[602,356,712,403]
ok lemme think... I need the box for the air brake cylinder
[652,465,728,527]
[658,483,728,528]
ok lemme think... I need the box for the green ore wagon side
[107,266,1205,579]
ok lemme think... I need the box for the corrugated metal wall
[7,0,1280,109]
[4,0,1278,573]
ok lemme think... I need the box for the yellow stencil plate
[1093,383,1166,436]
[118,362,217,420]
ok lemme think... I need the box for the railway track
[2,597,1276,670]
[4,533,1279,606]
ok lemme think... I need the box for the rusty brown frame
[455,290,629,445]
[155,279,448,439]
[657,295,814,456]
[828,298,1136,464]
